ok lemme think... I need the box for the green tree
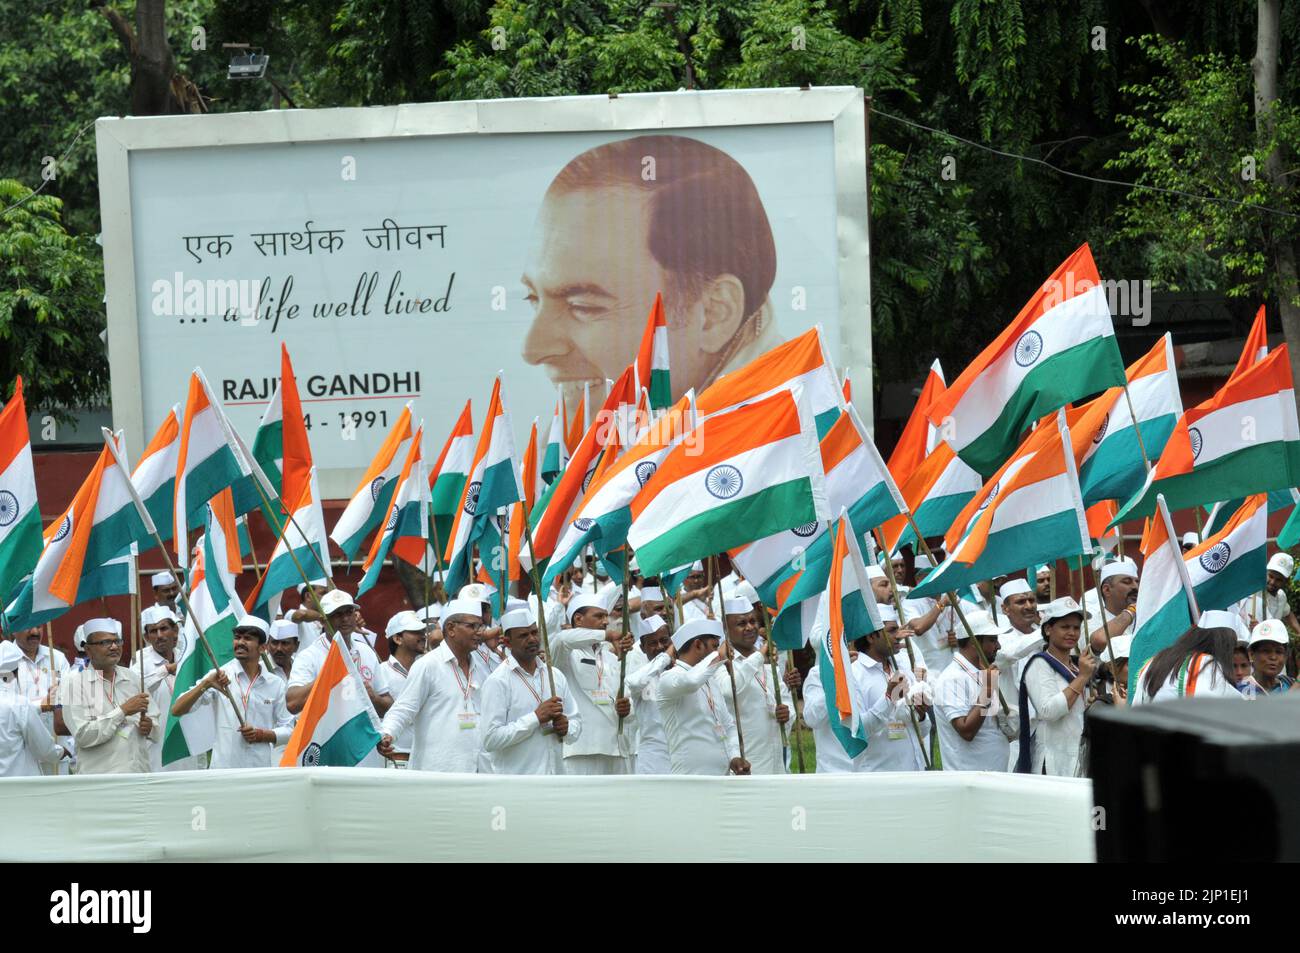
[0,182,109,418]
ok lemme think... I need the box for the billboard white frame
[96,86,872,498]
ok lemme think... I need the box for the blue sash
[1015,651,1076,774]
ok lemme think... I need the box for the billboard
[97,87,871,499]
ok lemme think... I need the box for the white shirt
[141,645,203,772]
[656,653,740,775]
[289,634,389,768]
[0,685,62,777]
[908,596,955,675]
[997,621,1044,708]
[479,655,582,774]
[549,627,635,760]
[1081,590,1134,647]
[1019,653,1085,776]
[933,653,1011,772]
[60,666,160,774]
[711,650,787,774]
[625,650,671,774]
[1132,654,1243,704]
[381,656,415,753]
[1264,588,1292,622]
[381,642,483,772]
[801,661,870,773]
[853,652,930,772]
[192,660,294,768]
[15,646,70,772]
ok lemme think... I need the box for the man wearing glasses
[379,598,490,772]
[59,618,159,774]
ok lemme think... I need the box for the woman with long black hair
[1131,612,1243,704]
[1016,598,1096,775]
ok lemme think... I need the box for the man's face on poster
[522,188,722,408]
[522,189,656,402]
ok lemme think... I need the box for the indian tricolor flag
[911,410,1091,600]
[280,633,382,768]
[423,399,473,566]
[174,369,249,567]
[162,503,238,765]
[879,442,982,555]
[927,243,1126,476]
[330,402,414,560]
[246,467,332,619]
[243,343,313,521]
[626,386,829,578]
[542,396,568,484]
[1127,496,1199,695]
[1230,305,1270,381]
[443,378,523,594]
[1114,345,1300,523]
[528,366,635,569]
[130,406,180,546]
[3,431,149,627]
[696,326,846,438]
[887,359,946,485]
[636,292,672,412]
[542,398,690,593]
[811,512,877,757]
[1076,334,1183,508]
[0,377,42,602]
[359,426,427,597]
[731,406,905,649]
[506,418,545,583]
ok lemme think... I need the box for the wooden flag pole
[710,555,745,761]
[901,510,1011,710]
[788,650,807,773]
[1092,573,1125,703]
[616,567,631,737]
[99,430,247,724]
[873,528,933,769]
[518,506,561,743]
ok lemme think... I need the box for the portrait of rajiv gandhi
[521,134,783,409]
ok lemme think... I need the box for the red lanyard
[451,660,474,705]
[511,665,544,704]
[238,669,259,714]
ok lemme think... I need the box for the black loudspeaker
[1089,697,1300,862]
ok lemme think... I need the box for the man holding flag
[656,618,750,776]
[933,611,1014,772]
[60,618,159,775]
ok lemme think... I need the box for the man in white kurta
[933,611,1014,772]
[140,606,204,771]
[1262,552,1300,636]
[0,641,65,777]
[11,626,71,774]
[1082,558,1139,652]
[853,621,931,772]
[712,597,789,774]
[994,577,1043,772]
[379,598,487,772]
[480,608,583,774]
[549,592,635,775]
[656,619,749,775]
[380,610,429,757]
[626,613,672,774]
[288,589,392,768]
[170,617,295,768]
[60,618,160,774]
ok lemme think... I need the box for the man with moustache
[1083,558,1140,652]
[9,625,70,774]
[712,596,790,774]
[625,613,673,775]
[853,610,931,772]
[381,610,429,760]
[479,608,582,774]
[140,606,202,771]
[379,598,489,772]
[170,617,294,769]
[60,618,159,774]
[266,619,298,681]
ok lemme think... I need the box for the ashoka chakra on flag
[463,481,481,515]
[705,465,743,499]
[369,475,386,500]
[0,490,18,527]
[1189,426,1204,460]
[791,521,819,538]
[635,461,657,486]
[52,514,72,542]
[1199,542,1231,574]
[573,517,594,531]
[301,742,322,767]
[1014,330,1044,367]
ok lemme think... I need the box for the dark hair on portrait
[547,135,777,319]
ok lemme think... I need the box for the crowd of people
[0,543,1295,780]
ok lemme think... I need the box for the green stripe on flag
[1079,416,1176,506]
[0,507,42,607]
[183,448,245,529]
[635,479,817,579]
[1115,440,1300,524]
[311,709,383,767]
[960,336,1126,476]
